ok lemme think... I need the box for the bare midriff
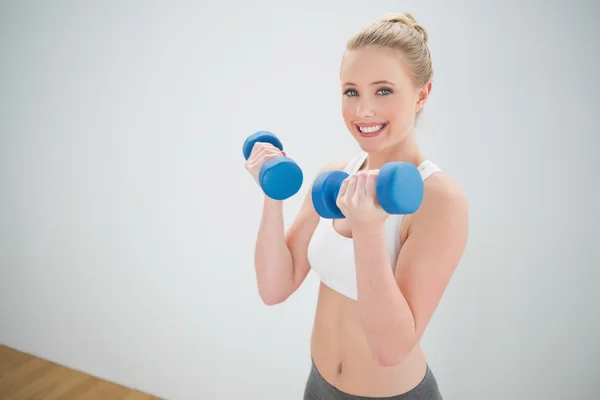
[310,281,428,397]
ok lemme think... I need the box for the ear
[415,81,432,113]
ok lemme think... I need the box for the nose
[355,98,375,118]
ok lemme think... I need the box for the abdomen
[310,282,428,397]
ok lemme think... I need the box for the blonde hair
[345,12,433,88]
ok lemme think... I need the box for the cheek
[384,95,413,121]
[341,100,355,120]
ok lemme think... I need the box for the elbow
[258,289,289,306]
[372,348,405,367]
[369,334,416,367]
[260,295,285,306]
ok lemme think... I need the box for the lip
[355,121,387,127]
[354,122,388,138]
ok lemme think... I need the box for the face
[340,46,431,153]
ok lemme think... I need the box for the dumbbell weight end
[259,156,303,200]
[311,170,349,219]
[376,162,424,215]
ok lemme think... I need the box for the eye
[377,88,392,95]
[343,87,393,97]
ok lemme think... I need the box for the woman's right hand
[245,142,286,186]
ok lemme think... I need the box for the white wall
[1,1,598,399]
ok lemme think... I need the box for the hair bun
[380,12,428,43]
[380,12,416,24]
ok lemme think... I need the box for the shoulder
[423,171,468,210]
[408,171,469,240]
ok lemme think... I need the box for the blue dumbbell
[311,162,424,219]
[243,131,303,200]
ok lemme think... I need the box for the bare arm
[253,159,348,305]
[351,174,469,366]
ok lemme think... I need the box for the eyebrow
[343,80,395,87]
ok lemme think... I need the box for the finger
[254,143,274,158]
[259,154,276,165]
[250,142,278,160]
[248,149,268,166]
[249,142,266,158]
[353,173,366,206]
[251,146,282,166]
[350,172,364,198]
[336,178,350,213]
[346,174,358,200]
[366,172,378,203]
[247,151,275,170]
[360,172,369,197]
[263,147,284,159]
[337,177,350,199]
[249,145,266,162]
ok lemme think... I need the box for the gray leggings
[303,360,443,400]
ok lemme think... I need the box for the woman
[245,12,468,400]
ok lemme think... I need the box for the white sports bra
[307,152,442,301]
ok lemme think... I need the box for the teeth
[358,124,384,133]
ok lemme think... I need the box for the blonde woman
[246,12,468,400]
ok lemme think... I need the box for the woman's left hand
[336,170,388,229]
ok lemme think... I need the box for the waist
[310,282,428,397]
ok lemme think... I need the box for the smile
[355,123,388,137]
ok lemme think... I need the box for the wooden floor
[0,345,160,400]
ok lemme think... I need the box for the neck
[362,131,425,171]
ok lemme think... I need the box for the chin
[356,140,385,154]
[356,133,394,156]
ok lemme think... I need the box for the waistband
[305,359,442,400]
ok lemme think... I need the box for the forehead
[340,46,412,85]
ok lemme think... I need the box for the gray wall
[1,0,598,399]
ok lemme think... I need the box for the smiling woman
[245,11,468,400]
[339,13,433,167]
